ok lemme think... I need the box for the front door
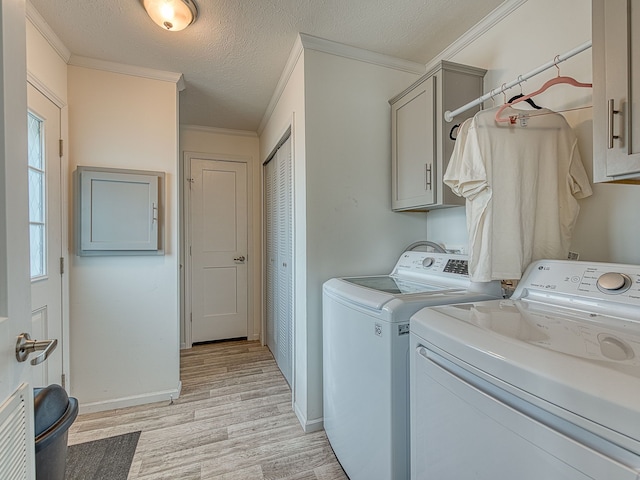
[188,158,248,343]
[27,83,64,388]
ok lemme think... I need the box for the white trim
[294,402,324,433]
[25,1,71,63]
[424,0,529,72]
[78,382,182,414]
[300,33,425,75]
[69,55,185,87]
[181,124,258,137]
[26,73,66,108]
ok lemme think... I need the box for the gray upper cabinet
[390,60,486,211]
[75,166,164,255]
[593,0,640,182]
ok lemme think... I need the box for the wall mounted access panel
[75,166,165,256]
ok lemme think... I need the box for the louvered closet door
[265,159,277,354]
[276,138,293,385]
[264,135,293,386]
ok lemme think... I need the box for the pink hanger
[494,64,592,124]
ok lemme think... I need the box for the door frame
[26,76,70,391]
[260,121,296,401]
[182,151,253,349]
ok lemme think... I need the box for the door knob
[15,333,58,365]
[233,255,246,262]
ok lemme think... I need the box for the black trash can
[33,384,79,480]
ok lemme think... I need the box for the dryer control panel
[514,260,640,314]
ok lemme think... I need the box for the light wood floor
[68,340,348,480]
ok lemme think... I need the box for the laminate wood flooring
[68,340,348,480]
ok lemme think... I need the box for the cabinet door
[601,0,640,178]
[392,77,435,209]
[78,169,161,253]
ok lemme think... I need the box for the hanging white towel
[444,107,592,281]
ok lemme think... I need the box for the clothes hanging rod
[443,40,592,122]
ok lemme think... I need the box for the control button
[570,276,580,283]
[598,334,634,361]
[596,272,631,294]
[422,257,434,268]
[443,259,468,276]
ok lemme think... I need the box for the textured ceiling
[28,0,505,132]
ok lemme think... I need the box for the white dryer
[410,259,640,479]
[322,251,502,480]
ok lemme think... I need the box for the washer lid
[411,299,640,451]
[324,276,463,310]
[341,276,444,294]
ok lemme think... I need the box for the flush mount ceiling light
[141,0,198,31]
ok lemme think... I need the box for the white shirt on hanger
[444,107,592,281]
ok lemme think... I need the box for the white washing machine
[322,251,502,480]
[410,259,640,480]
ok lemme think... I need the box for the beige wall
[67,66,180,411]
[26,19,67,104]
[179,126,261,345]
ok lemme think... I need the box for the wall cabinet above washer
[389,60,486,211]
[593,0,640,183]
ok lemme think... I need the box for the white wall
[427,0,640,266]
[303,49,427,423]
[260,40,428,429]
[179,126,261,345]
[67,66,180,411]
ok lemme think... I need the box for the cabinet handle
[608,98,620,149]
[425,163,432,191]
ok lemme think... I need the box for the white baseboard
[294,402,324,433]
[78,382,181,414]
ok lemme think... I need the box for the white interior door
[1,3,37,474]
[189,158,248,343]
[27,83,63,388]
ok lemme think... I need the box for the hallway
[68,340,347,479]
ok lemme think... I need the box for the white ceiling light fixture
[141,0,198,32]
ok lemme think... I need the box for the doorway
[27,83,65,388]
[184,155,249,345]
[263,133,293,386]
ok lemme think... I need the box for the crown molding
[180,124,258,138]
[299,33,425,75]
[258,32,426,135]
[69,55,185,89]
[26,1,71,63]
[424,0,528,72]
[257,34,305,136]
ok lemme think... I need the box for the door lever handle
[233,255,246,262]
[15,333,58,366]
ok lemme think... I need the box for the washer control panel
[514,259,640,307]
[394,251,469,277]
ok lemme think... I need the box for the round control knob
[422,257,434,268]
[596,272,629,292]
